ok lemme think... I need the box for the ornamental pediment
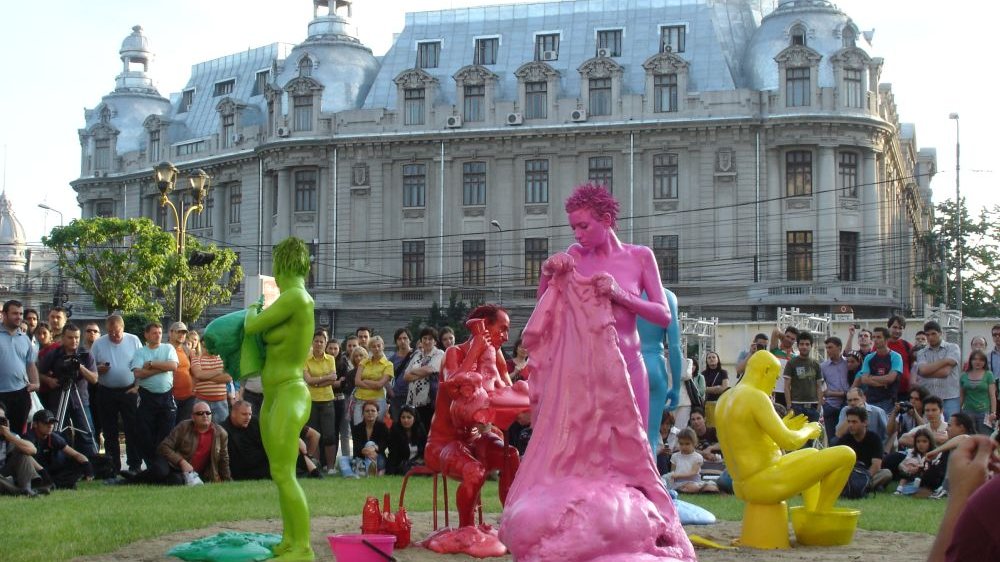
[514,61,560,82]
[283,76,324,96]
[642,52,690,74]
[88,122,119,137]
[774,45,822,66]
[577,57,624,79]
[216,97,247,115]
[143,114,170,131]
[829,47,871,67]
[394,68,439,89]
[453,65,498,86]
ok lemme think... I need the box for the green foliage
[42,218,177,318]
[915,199,1000,316]
[407,293,473,343]
[170,235,244,323]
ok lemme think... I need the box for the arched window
[842,26,857,48]
[298,56,313,77]
[790,24,807,46]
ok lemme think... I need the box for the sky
[0,0,993,245]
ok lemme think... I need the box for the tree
[167,235,244,323]
[42,218,177,319]
[915,198,1000,317]
[407,293,473,343]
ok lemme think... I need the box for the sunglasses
[193,411,212,417]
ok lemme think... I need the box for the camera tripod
[54,382,95,450]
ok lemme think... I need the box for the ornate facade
[72,0,936,334]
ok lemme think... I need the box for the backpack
[840,461,871,499]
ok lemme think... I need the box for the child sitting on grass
[895,427,934,495]
[665,428,719,494]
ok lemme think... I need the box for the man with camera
[0,401,41,496]
[36,324,98,458]
[26,408,92,490]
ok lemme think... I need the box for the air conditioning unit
[231,133,244,145]
[596,48,612,58]
[506,112,524,125]
[276,126,291,137]
[571,109,587,122]
[541,50,558,61]
[446,115,463,128]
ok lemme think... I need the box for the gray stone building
[72,0,937,335]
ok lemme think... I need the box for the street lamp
[949,112,962,349]
[153,161,211,323]
[38,203,64,226]
[490,219,503,305]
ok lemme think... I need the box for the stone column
[861,150,879,282]
[817,145,837,280]
[765,148,782,281]
[276,168,291,242]
[212,183,225,243]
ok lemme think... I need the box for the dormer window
[298,57,313,77]
[790,24,807,46]
[180,89,195,113]
[596,29,623,57]
[417,42,441,69]
[843,26,857,48]
[252,69,269,96]
[474,37,499,65]
[535,33,560,61]
[149,129,161,161]
[94,138,111,170]
[213,79,235,97]
[660,25,686,53]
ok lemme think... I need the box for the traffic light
[188,251,216,267]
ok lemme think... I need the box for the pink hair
[565,182,619,230]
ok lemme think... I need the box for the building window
[660,25,686,53]
[176,140,204,157]
[786,67,810,107]
[190,196,213,229]
[786,150,812,196]
[525,81,547,119]
[843,27,857,48]
[213,79,235,97]
[653,154,679,199]
[417,42,441,69]
[94,138,111,170]
[589,77,612,116]
[839,231,858,282]
[294,170,317,212]
[596,29,623,57]
[790,24,807,46]
[653,235,679,284]
[787,231,813,281]
[298,57,313,77]
[221,114,235,148]
[293,95,313,131]
[180,89,194,113]
[524,238,548,285]
[462,162,487,206]
[403,88,425,125]
[463,84,485,122]
[525,159,549,204]
[474,37,499,65]
[402,240,426,287]
[148,129,160,161]
[839,152,858,197]
[95,200,115,218]
[653,73,678,113]
[844,68,863,108]
[402,164,426,207]
[252,70,269,96]
[535,33,560,61]
[589,156,613,191]
[229,187,242,224]
[462,239,486,286]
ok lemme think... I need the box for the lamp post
[948,113,962,315]
[38,204,66,307]
[490,219,503,305]
[153,161,211,324]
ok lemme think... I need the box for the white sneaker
[184,471,204,486]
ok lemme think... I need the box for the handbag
[684,378,704,409]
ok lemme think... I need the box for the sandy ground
[73,512,934,562]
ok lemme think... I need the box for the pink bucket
[327,533,395,562]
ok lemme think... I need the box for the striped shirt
[192,354,228,402]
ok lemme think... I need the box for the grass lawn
[0,477,944,562]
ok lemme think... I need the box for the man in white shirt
[89,314,143,473]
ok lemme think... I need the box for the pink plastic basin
[327,533,395,562]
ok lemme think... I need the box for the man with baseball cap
[26,409,92,490]
[169,322,195,425]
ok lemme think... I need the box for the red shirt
[887,338,912,394]
[189,426,214,475]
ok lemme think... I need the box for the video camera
[897,401,912,413]
[54,350,89,388]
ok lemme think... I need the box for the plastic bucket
[327,533,395,562]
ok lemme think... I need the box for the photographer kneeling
[36,324,98,458]
[26,409,92,490]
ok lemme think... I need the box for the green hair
[272,237,311,278]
